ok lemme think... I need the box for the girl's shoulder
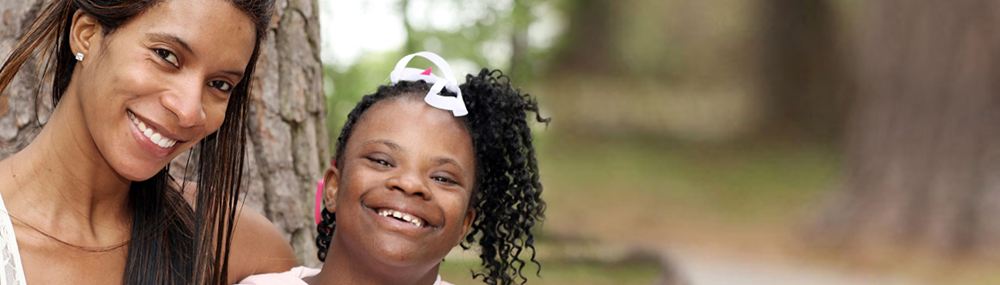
[237,266,320,285]
[434,275,456,285]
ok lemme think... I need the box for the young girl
[239,52,547,285]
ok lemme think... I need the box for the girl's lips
[366,206,435,234]
[374,208,427,228]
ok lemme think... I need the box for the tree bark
[0,0,50,156]
[0,0,328,265]
[815,0,1000,257]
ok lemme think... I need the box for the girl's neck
[308,236,441,285]
[0,95,131,243]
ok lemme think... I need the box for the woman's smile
[126,110,182,157]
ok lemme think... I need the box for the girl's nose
[161,76,207,128]
[386,170,432,200]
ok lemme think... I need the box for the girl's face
[69,0,256,181]
[326,97,477,270]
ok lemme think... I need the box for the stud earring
[75,53,84,61]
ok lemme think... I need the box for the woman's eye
[154,49,179,67]
[208,81,233,92]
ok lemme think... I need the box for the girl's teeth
[378,209,425,227]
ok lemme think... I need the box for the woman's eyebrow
[147,32,193,55]
[146,32,245,78]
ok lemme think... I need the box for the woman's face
[328,97,477,271]
[69,0,256,181]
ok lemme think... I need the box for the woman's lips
[128,110,178,148]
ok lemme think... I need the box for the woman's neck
[0,97,131,245]
[308,235,441,285]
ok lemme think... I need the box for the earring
[75,53,84,61]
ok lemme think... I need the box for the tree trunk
[550,0,618,74]
[0,0,328,266]
[815,0,1000,258]
[757,0,852,139]
[243,0,328,266]
[0,0,50,155]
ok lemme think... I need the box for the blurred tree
[0,0,328,266]
[550,0,618,74]
[758,0,852,139]
[815,0,1000,257]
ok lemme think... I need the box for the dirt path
[665,249,925,285]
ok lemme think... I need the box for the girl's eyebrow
[433,157,467,176]
[361,140,403,152]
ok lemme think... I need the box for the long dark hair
[316,69,549,285]
[0,0,274,284]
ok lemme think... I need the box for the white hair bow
[389,51,468,117]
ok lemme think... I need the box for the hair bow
[389,51,468,117]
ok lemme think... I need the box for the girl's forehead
[349,98,474,161]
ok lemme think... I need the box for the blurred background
[3,0,997,284]
[319,0,1000,284]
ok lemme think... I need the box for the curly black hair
[315,68,548,285]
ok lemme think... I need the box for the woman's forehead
[119,0,257,68]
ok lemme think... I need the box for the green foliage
[324,0,561,152]
[324,52,401,151]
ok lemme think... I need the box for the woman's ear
[322,168,340,212]
[69,10,101,61]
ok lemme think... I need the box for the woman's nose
[161,76,207,128]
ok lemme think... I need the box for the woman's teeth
[128,111,177,148]
[378,209,425,227]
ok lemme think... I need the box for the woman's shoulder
[175,181,299,283]
[228,201,299,281]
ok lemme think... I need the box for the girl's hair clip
[389,51,468,117]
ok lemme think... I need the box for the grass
[439,259,661,285]
[534,135,842,244]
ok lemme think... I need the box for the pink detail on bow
[421,67,433,76]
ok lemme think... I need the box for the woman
[0,0,297,284]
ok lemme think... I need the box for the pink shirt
[237,266,455,285]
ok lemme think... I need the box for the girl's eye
[433,176,457,185]
[208,80,234,92]
[154,49,179,68]
[367,157,392,167]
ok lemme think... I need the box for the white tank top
[0,191,27,285]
